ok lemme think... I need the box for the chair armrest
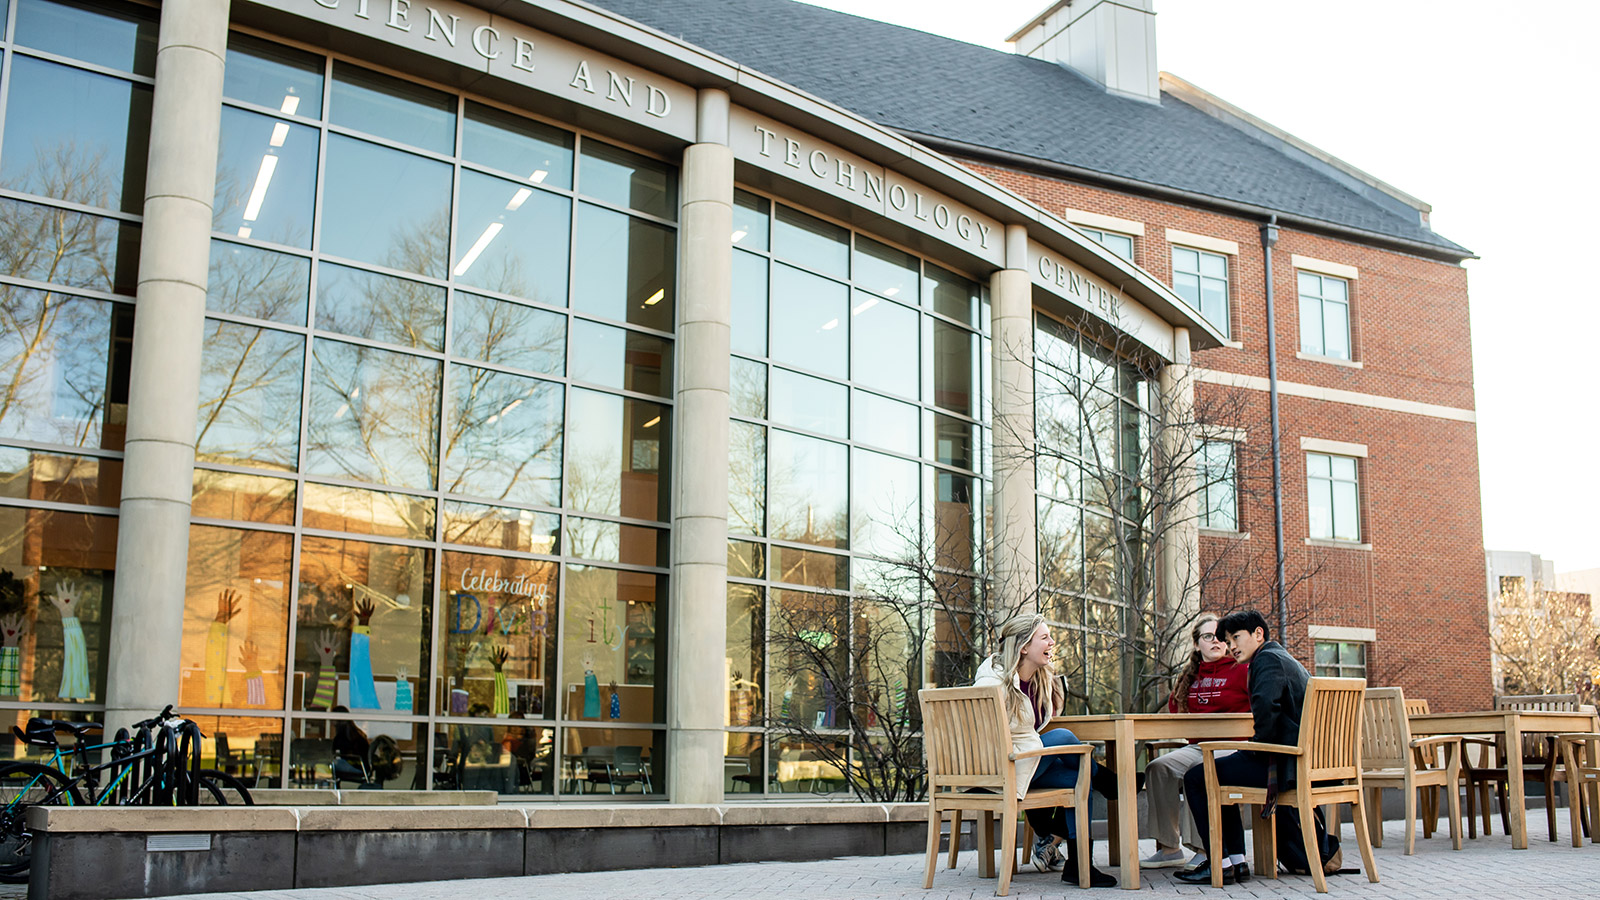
[1555,733,1600,742]
[1148,739,1188,750]
[1459,736,1497,747]
[1197,741,1302,755]
[1011,744,1094,762]
[1410,735,1464,750]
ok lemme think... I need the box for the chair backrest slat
[918,685,1011,792]
[1300,676,1368,780]
[1404,698,1431,716]
[1362,686,1410,770]
[1495,693,1579,762]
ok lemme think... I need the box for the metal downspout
[1262,217,1288,646]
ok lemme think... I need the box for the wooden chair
[1198,677,1379,893]
[919,685,1092,894]
[1361,687,1462,854]
[1466,694,1581,842]
[1556,733,1600,846]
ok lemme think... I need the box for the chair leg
[1208,799,1225,889]
[1545,777,1558,843]
[977,811,996,879]
[998,801,1017,898]
[1366,788,1383,848]
[1572,776,1585,848]
[1465,780,1479,839]
[1300,798,1328,894]
[924,807,942,889]
[1015,819,1032,875]
[1404,784,1417,856]
[947,808,962,869]
[1250,804,1278,880]
[1074,799,1091,889]
[1447,777,1463,850]
[1351,791,1381,884]
[1421,786,1435,839]
[1496,781,1511,835]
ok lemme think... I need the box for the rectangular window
[1172,246,1229,338]
[1306,451,1359,541]
[1197,440,1237,531]
[1313,640,1367,679]
[1077,226,1134,262]
[1297,271,1351,359]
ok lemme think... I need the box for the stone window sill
[1305,537,1372,551]
[1295,351,1363,369]
[1199,528,1249,539]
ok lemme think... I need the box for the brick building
[601,0,1492,710]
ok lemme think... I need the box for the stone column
[1157,327,1199,653]
[104,0,229,736]
[989,225,1038,612]
[666,88,733,803]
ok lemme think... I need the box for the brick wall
[965,159,1493,711]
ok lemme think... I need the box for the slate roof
[586,0,1470,257]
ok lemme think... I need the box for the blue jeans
[1026,728,1098,839]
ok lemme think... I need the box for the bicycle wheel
[0,763,82,883]
[198,770,254,806]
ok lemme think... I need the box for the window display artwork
[0,612,25,698]
[309,629,341,710]
[348,598,380,710]
[48,582,90,700]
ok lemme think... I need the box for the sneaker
[1031,836,1063,872]
[1139,848,1188,869]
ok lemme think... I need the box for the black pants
[1182,751,1278,858]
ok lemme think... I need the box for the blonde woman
[973,613,1116,888]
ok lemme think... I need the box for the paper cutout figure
[309,628,341,710]
[347,598,379,710]
[239,640,265,706]
[0,613,27,699]
[49,582,89,700]
[608,680,620,720]
[490,646,510,716]
[394,663,413,713]
[582,651,599,719]
[205,590,240,705]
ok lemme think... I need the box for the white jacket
[972,656,1051,798]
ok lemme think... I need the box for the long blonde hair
[993,613,1059,724]
[1170,613,1220,713]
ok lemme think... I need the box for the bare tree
[1490,582,1600,703]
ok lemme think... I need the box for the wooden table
[1409,709,1600,850]
[1047,713,1254,890]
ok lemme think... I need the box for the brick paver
[150,810,1597,900]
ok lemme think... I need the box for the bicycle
[0,706,254,882]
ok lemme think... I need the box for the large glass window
[1298,271,1351,360]
[724,189,988,793]
[1313,640,1367,679]
[1306,452,1360,542]
[1076,226,1134,261]
[0,0,151,724]
[182,32,677,792]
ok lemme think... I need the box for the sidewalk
[129,810,1600,900]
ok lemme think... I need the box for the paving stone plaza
[117,811,1595,900]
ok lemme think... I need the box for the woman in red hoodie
[1139,613,1251,871]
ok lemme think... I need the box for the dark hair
[1217,609,1270,641]
[1170,613,1221,713]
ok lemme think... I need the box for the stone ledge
[28,806,302,833]
[719,802,889,826]
[240,788,498,806]
[296,806,529,831]
[523,804,722,828]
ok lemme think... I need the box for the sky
[805,0,1600,571]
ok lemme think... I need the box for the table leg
[1114,719,1138,890]
[1507,716,1527,850]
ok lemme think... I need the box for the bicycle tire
[195,776,227,806]
[198,770,254,806]
[0,762,83,882]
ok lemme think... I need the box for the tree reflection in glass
[305,338,440,490]
[565,389,666,522]
[196,320,303,471]
[443,364,562,507]
[0,289,125,451]
[316,262,445,351]
[451,292,565,376]
[453,171,570,307]
[767,430,847,550]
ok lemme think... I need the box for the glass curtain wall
[725,189,991,795]
[180,29,676,795]
[1033,314,1154,714]
[0,0,153,749]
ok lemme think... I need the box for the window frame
[1297,271,1353,360]
[1172,245,1230,339]
[1196,439,1238,532]
[1076,226,1135,262]
[1313,640,1368,679]
[1305,451,1361,542]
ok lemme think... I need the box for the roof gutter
[896,129,1478,264]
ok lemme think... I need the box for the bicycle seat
[16,718,103,747]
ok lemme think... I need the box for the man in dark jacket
[1175,609,1308,885]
